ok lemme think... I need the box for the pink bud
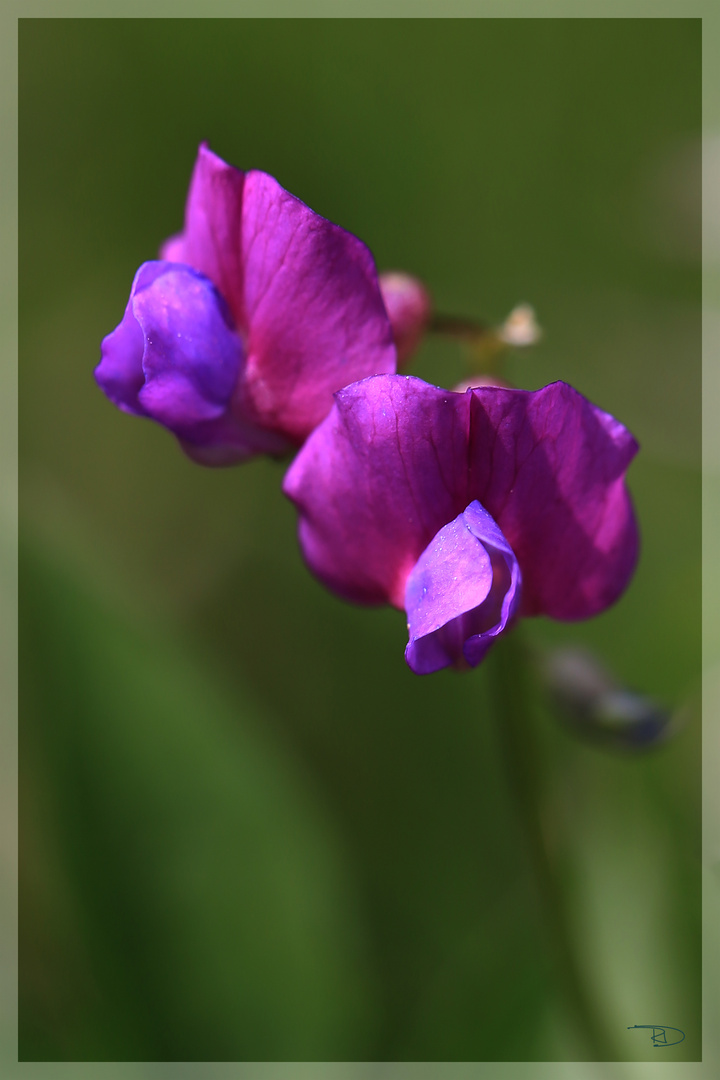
[379,272,432,366]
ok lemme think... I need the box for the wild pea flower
[284,374,639,674]
[96,144,396,464]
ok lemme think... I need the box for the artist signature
[628,1025,686,1047]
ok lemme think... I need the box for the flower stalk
[489,629,620,1061]
[429,312,507,371]
[429,304,541,373]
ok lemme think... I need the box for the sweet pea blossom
[283,375,639,674]
[96,144,396,464]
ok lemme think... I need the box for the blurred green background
[19,18,700,1063]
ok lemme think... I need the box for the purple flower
[283,375,639,674]
[96,145,396,464]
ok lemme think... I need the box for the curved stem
[429,313,509,376]
[489,629,619,1061]
[429,313,491,339]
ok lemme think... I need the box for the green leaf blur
[20,534,377,1060]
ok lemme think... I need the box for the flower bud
[542,647,671,750]
[379,272,432,366]
[497,304,542,347]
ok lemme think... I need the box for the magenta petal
[284,375,471,608]
[405,501,522,674]
[466,382,639,620]
[162,144,247,322]
[238,170,396,440]
[285,374,639,624]
[165,144,396,443]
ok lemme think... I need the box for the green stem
[489,629,619,1061]
[429,313,491,338]
[429,313,510,375]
